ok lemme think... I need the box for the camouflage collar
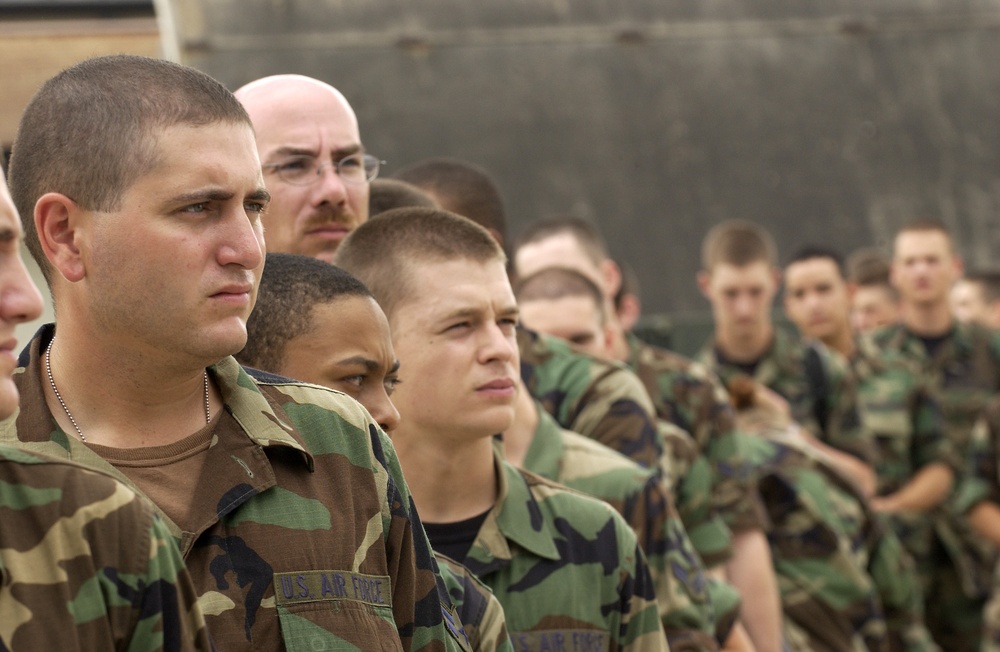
[211,356,314,469]
[521,403,566,480]
[469,451,561,572]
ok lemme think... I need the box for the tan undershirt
[88,412,222,532]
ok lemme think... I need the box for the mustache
[302,205,356,229]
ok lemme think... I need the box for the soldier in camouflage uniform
[238,253,512,652]
[958,397,1000,651]
[505,387,728,651]
[865,219,1000,650]
[0,168,212,650]
[0,446,214,651]
[512,219,779,652]
[694,221,876,492]
[3,55,465,652]
[727,377,938,652]
[335,208,669,651]
[518,327,667,470]
[781,246,958,573]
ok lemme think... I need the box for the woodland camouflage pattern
[852,334,956,573]
[956,397,1000,652]
[521,406,722,651]
[518,328,665,470]
[735,405,938,652]
[435,553,514,652]
[0,445,213,651]
[462,453,669,652]
[865,322,1000,650]
[0,325,468,652]
[697,328,874,465]
[627,334,765,565]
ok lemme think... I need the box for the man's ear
[599,258,622,300]
[34,192,86,283]
[697,270,712,299]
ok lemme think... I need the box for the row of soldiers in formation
[1,53,998,652]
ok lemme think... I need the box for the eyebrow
[168,188,271,205]
[0,227,19,244]
[440,304,520,323]
[337,355,390,373]
[268,145,363,160]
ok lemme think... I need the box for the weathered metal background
[158,0,1000,332]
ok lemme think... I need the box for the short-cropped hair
[846,247,891,287]
[334,207,506,319]
[8,54,251,282]
[785,245,845,277]
[701,219,778,271]
[895,217,955,253]
[515,267,606,324]
[369,178,437,217]
[237,253,374,372]
[393,157,507,243]
[512,215,609,268]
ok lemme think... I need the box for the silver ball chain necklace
[44,338,211,443]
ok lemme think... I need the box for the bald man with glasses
[235,75,382,262]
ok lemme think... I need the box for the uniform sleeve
[570,367,666,472]
[627,469,718,649]
[952,404,1000,515]
[135,512,215,652]
[910,384,960,474]
[817,346,876,465]
[612,520,671,652]
[369,426,472,652]
[434,553,513,652]
[866,515,938,652]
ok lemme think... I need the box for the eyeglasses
[263,153,383,186]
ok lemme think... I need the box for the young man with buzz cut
[695,220,876,497]
[785,245,958,608]
[513,215,781,652]
[236,252,513,652]
[0,166,213,651]
[782,246,856,359]
[846,248,900,334]
[335,207,669,652]
[865,218,1000,650]
[515,264,939,651]
[2,54,466,652]
[950,269,1000,329]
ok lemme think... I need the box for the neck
[502,381,539,467]
[392,426,498,523]
[900,300,953,337]
[43,323,222,448]
[715,324,774,364]
[822,327,855,359]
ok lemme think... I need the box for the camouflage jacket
[627,334,766,554]
[0,325,468,652]
[697,328,874,465]
[864,322,1000,598]
[435,553,513,652]
[863,322,1000,454]
[521,406,722,651]
[735,408,937,652]
[518,328,665,470]
[462,452,669,652]
[851,335,956,498]
[0,445,213,651]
